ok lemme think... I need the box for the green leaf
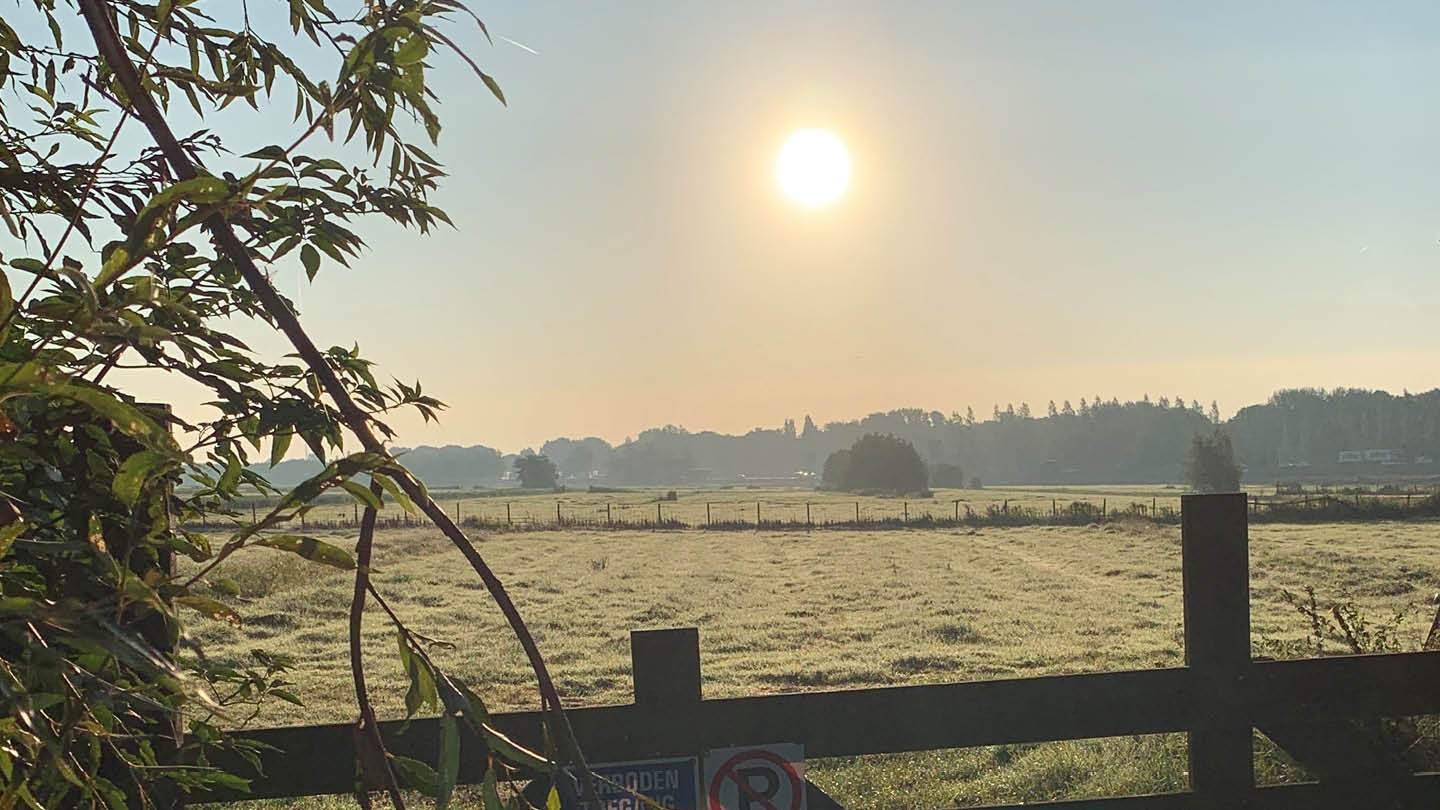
[255,535,355,569]
[480,71,505,106]
[395,35,428,66]
[218,454,242,492]
[0,523,24,561]
[340,479,382,511]
[300,244,320,280]
[481,762,503,810]
[398,633,438,718]
[113,450,173,506]
[269,430,293,467]
[371,473,416,515]
[437,712,460,810]
[270,689,303,706]
[391,755,439,796]
[175,595,242,626]
[0,270,12,342]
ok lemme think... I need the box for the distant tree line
[250,388,1440,488]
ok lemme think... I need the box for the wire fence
[192,496,1182,533]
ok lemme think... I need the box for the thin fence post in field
[657,502,662,525]
[1101,498,1106,519]
[706,502,711,525]
[506,502,512,526]
[557,501,562,526]
[755,501,761,527]
[855,501,860,524]
[607,502,613,526]
[353,502,358,524]
[630,627,701,707]
[1003,499,1008,515]
[955,500,960,521]
[903,501,908,522]
[806,502,811,526]
[1052,498,1057,517]
[1152,496,1157,515]
[455,501,461,525]
[1182,492,1253,804]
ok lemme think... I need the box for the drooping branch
[350,480,404,810]
[76,0,598,802]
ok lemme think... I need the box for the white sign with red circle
[703,744,806,810]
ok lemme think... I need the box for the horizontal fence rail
[190,493,1440,809]
[202,650,1440,803]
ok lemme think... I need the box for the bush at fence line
[1251,586,1440,781]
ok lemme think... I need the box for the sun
[776,129,851,207]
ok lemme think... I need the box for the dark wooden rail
[197,494,1440,808]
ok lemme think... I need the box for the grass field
[195,516,1440,809]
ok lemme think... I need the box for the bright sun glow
[776,129,851,207]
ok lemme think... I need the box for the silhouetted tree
[514,453,559,489]
[821,449,852,489]
[1185,430,1242,492]
[1061,400,1075,416]
[930,462,966,488]
[821,434,928,494]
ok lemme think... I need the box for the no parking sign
[703,744,806,810]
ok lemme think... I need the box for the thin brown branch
[351,479,405,810]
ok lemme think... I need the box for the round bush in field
[822,433,929,495]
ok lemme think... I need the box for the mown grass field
[195,516,1440,809]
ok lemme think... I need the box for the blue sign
[560,757,700,810]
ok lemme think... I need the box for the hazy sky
[81,2,1440,450]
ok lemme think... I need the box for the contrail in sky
[498,35,538,55]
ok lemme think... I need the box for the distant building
[1339,449,1407,464]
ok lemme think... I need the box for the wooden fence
[198,494,1440,808]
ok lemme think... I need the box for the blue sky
[28,1,1440,451]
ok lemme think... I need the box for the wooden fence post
[903,502,908,522]
[557,501,563,525]
[631,627,701,707]
[506,502,512,525]
[756,502,760,526]
[855,502,860,523]
[806,503,811,526]
[705,502,710,525]
[1182,493,1253,804]
[607,502,613,526]
[657,502,662,525]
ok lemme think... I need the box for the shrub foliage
[0,2,591,808]
[822,434,929,495]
